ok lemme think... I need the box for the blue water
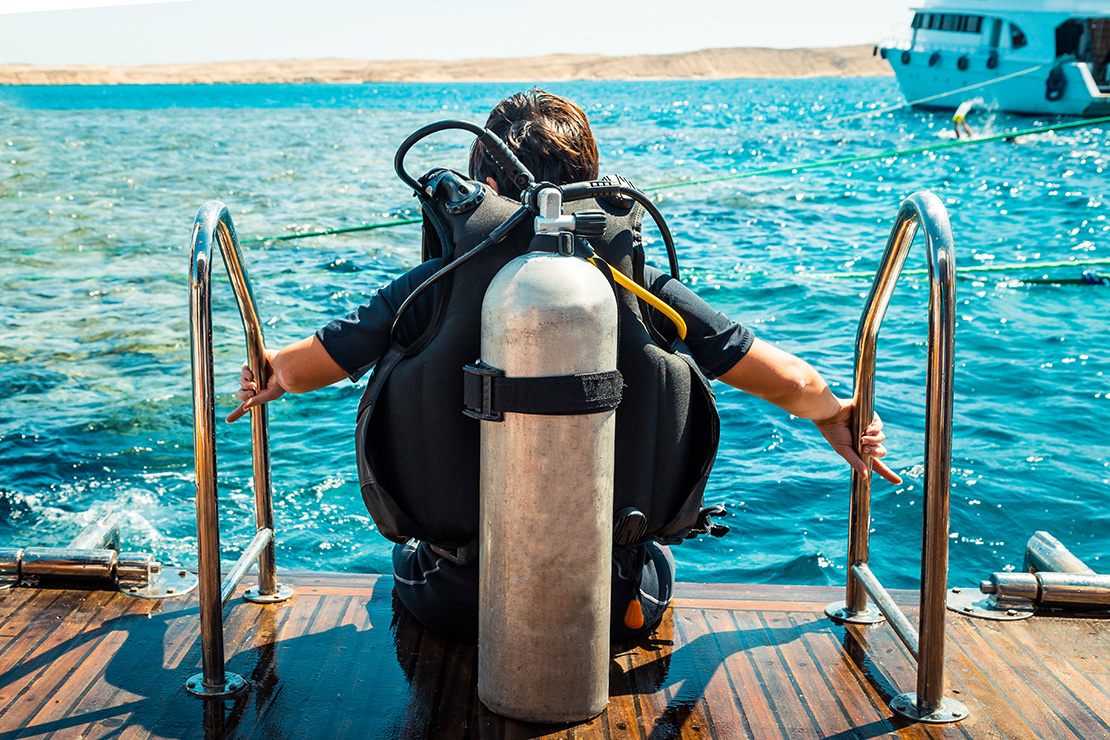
[1,80,1107,591]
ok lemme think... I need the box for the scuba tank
[474,187,619,722]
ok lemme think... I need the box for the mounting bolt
[963,606,973,612]
[952,587,961,594]
[1006,609,1016,616]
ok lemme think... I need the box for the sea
[0,79,1107,593]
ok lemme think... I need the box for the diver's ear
[485,177,499,195]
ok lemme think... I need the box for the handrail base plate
[825,600,886,625]
[890,692,968,724]
[122,568,199,600]
[946,586,1035,621]
[185,672,248,698]
[243,583,295,604]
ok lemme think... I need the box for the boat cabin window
[1010,23,1028,49]
[911,12,983,34]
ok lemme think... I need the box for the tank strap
[462,361,623,422]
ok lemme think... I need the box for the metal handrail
[187,200,293,698]
[824,191,966,724]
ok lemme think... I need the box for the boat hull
[882,47,1110,117]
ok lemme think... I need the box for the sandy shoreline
[0,46,890,85]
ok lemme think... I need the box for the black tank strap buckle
[462,361,505,421]
[463,361,623,421]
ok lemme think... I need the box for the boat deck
[0,572,1107,739]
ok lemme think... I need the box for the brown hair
[469,89,599,200]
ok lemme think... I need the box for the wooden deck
[0,572,1107,739]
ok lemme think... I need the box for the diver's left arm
[642,266,900,485]
[717,339,901,485]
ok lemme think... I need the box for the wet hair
[469,88,599,200]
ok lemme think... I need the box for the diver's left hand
[813,398,902,485]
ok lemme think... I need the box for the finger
[871,458,903,485]
[860,429,886,445]
[865,415,884,434]
[241,363,255,382]
[238,375,258,392]
[234,388,256,403]
[861,443,888,458]
[834,445,871,480]
[226,400,251,423]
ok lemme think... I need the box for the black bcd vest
[355,170,721,550]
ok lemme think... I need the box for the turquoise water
[1,80,1107,591]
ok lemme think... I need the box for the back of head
[469,89,599,200]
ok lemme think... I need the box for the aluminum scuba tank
[474,188,618,723]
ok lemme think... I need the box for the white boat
[879,0,1110,117]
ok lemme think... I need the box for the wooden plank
[947,612,1086,740]
[27,626,136,738]
[768,610,857,738]
[0,587,52,638]
[973,616,1110,739]
[397,609,451,739]
[706,608,788,740]
[673,583,845,603]
[678,606,748,739]
[1030,614,1110,674]
[627,610,685,739]
[0,590,117,730]
[663,605,720,739]
[0,577,1108,740]
[819,617,942,740]
[790,612,905,738]
[607,633,651,740]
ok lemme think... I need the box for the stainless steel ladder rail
[824,191,967,724]
[188,200,294,698]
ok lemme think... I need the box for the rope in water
[110,112,1110,252]
[825,64,1047,123]
[644,113,1110,192]
[816,256,1110,281]
[239,217,422,245]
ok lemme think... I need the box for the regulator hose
[394,119,534,194]
[388,205,532,344]
[589,256,687,340]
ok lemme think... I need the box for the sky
[0,0,915,66]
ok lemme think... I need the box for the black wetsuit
[318,260,754,642]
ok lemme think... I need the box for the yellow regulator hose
[589,257,687,341]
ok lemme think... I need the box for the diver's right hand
[226,350,286,423]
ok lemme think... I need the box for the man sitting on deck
[227,89,900,644]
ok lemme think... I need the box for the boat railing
[187,200,294,698]
[824,192,967,724]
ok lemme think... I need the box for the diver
[953,99,975,139]
[227,89,900,644]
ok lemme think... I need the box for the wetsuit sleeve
[642,265,755,380]
[315,258,442,381]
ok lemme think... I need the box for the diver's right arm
[225,259,443,423]
[226,337,347,422]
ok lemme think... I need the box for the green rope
[819,257,1110,280]
[644,114,1110,192]
[239,217,422,245]
[103,112,1110,251]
